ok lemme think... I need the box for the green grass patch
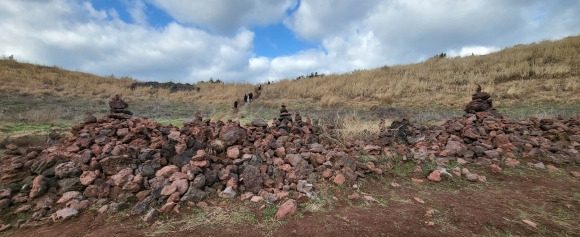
[0,123,53,133]
[156,118,186,126]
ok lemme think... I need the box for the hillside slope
[1,35,579,110]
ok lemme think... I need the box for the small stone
[505,158,520,167]
[456,158,467,164]
[97,205,109,213]
[196,201,208,208]
[52,208,79,221]
[413,197,425,204]
[57,191,81,204]
[477,175,487,182]
[533,162,545,169]
[390,182,400,187]
[466,173,478,182]
[347,193,360,200]
[156,165,180,178]
[240,192,253,201]
[263,193,278,203]
[322,169,333,178]
[522,219,537,228]
[0,188,10,199]
[452,167,461,177]
[0,224,12,232]
[546,165,559,171]
[136,190,152,201]
[161,185,177,196]
[333,174,346,185]
[227,147,240,159]
[411,178,424,184]
[570,171,580,177]
[275,199,297,220]
[425,221,435,226]
[219,187,236,199]
[80,171,98,186]
[461,168,470,175]
[250,196,263,203]
[142,209,159,222]
[425,209,435,217]
[427,170,441,182]
[490,164,502,173]
[363,195,378,202]
[14,204,31,213]
[159,202,176,214]
[67,199,89,210]
[297,180,313,193]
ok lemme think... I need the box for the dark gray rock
[131,196,153,215]
[31,156,57,175]
[54,162,82,179]
[204,169,217,186]
[180,186,207,202]
[192,174,206,189]
[108,202,130,213]
[57,178,83,194]
[220,126,247,146]
[137,163,156,178]
[240,165,263,193]
[251,118,268,127]
[99,156,138,175]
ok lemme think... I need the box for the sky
[1,0,579,84]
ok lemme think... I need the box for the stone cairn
[108,95,133,119]
[464,85,496,114]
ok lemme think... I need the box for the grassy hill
[1,35,580,145]
[2,35,579,109]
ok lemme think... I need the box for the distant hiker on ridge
[244,94,248,103]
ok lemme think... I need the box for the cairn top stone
[108,95,133,119]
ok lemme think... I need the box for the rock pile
[0,103,386,229]
[376,87,580,167]
[1,89,579,230]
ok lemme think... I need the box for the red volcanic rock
[275,199,297,220]
[427,170,441,182]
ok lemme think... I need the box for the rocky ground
[1,90,579,236]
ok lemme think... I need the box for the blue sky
[1,0,579,84]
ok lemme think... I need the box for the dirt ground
[3,163,579,237]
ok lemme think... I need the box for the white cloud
[147,0,298,34]
[125,0,148,25]
[0,0,255,83]
[447,46,500,57]
[284,0,380,41]
[1,0,579,85]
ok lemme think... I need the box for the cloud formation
[0,0,579,84]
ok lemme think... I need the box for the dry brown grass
[1,35,579,109]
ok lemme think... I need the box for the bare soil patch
[5,165,579,237]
